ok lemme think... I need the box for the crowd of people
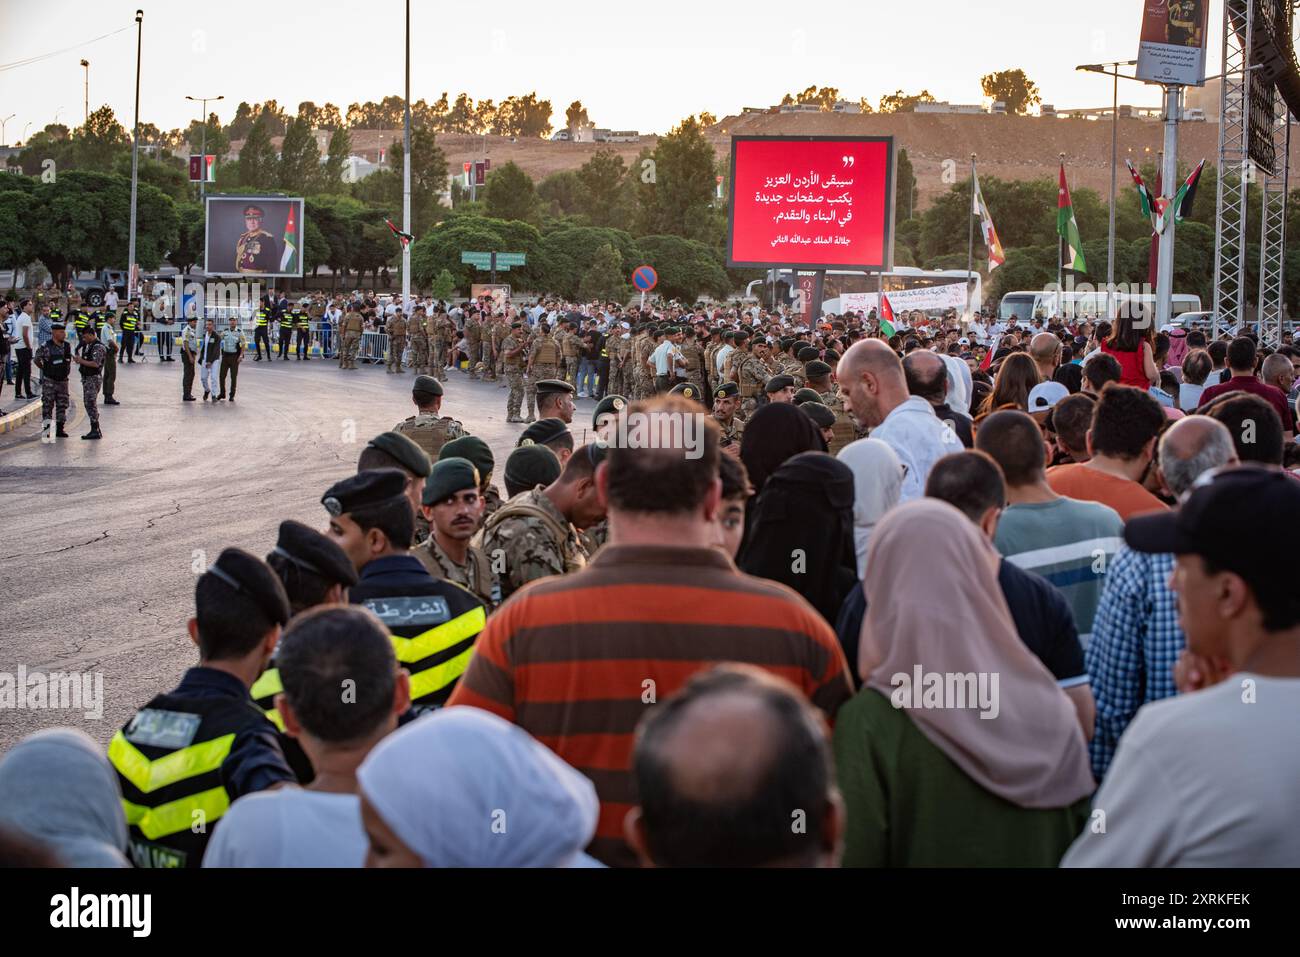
[3,287,1299,869]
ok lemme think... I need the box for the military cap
[439,435,494,480]
[793,388,823,405]
[714,381,740,399]
[722,330,736,341]
[669,382,704,403]
[511,320,522,328]
[321,468,408,518]
[518,417,570,447]
[823,348,841,362]
[792,340,813,354]
[412,374,444,397]
[423,457,481,506]
[592,395,627,429]
[733,329,751,342]
[269,520,358,587]
[243,204,264,218]
[366,431,432,478]
[203,547,291,626]
[804,360,832,378]
[779,337,795,351]
[764,374,796,394]
[797,346,820,362]
[536,379,576,397]
[800,401,836,430]
[505,444,562,492]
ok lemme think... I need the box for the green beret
[536,379,576,397]
[366,431,432,477]
[413,375,443,397]
[800,401,836,430]
[439,435,495,480]
[764,374,796,393]
[669,382,704,404]
[714,381,739,399]
[422,457,481,506]
[593,395,628,429]
[793,388,823,405]
[804,360,832,378]
[322,469,409,518]
[518,417,570,447]
[270,520,357,587]
[504,445,562,495]
[797,347,820,362]
[203,547,291,627]
[792,340,812,354]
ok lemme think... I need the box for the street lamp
[1076,60,1138,318]
[1,114,14,145]
[22,121,31,144]
[81,59,89,125]
[185,94,224,201]
[126,9,142,302]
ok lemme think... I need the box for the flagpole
[402,0,412,316]
[1058,152,1065,317]
[1156,85,1179,333]
[966,153,976,321]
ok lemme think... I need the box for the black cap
[592,395,627,429]
[764,374,796,394]
[423,457,480,505]
[412,375,443,398]
[505,444,562,491]
[322,469,409,517]
[269,520,358,587]
[366,431,432,477]
[536,379,576,397]
[439,435,494,480]
[203,547,291,626]
[800,401,836,430]
[796,347,820,362]
[823,349,841,362]
[1125,467,1300,586]
[804,360,832,378]
[714,381,739,399]
[518,418,570,447]
[793,387,823,405]
[669,382,704,403]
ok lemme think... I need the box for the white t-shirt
[13,312,33,350]
[1062,674,1300,867]
[105,291,119,311]
[201,787,367,868]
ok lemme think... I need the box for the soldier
[439,435,502,524]
[393,375,466,461]
[294,303,312,360]
[339,306,364,369]
[805,359,855,455]
[480,446,606,602]
[502,320,526,423]
[763,374,798,404]
[359,431,433,546]
[414,457,501,610]
[386,310,408,374]
[712,381,745,451]
[73,325,106,440]
[525,322,561,424]
[482,314,501,382]
[34,321,72,439]
[536,378,576,424]
[92,310,121,406]
[431,310,453,381]
[253,302,273,360]
[463,309,482,379]
[408,307,429,376]
[560,320,581,385]
[679,327,706,397]
[235,204,280,275]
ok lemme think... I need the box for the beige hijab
[859,499,1094,809]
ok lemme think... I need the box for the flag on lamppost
[1057,162,1087,272]
[971,167,1005,271]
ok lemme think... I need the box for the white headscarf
[837,437,905,579]
[0,728,129,867]
[358,707,602,867]
[940,353,972,416]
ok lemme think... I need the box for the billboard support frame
[202,193,306,282]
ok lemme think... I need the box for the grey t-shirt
[1062,674,1300,867]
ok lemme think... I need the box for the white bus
[998,289,1202,323]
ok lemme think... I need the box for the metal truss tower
[1213,0,1253,340]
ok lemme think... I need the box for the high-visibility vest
[295,312,310,330]
[73,311,91,330]
[121,312,138,331]
[256,308,271,328]
[108,693,272,868]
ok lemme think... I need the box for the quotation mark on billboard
[842,155,854,168]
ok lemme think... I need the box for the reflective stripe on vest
[392,605,486,702]
[250,668,285,731]
[108,730,235,840]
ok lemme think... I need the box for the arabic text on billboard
[1136,0,1208,87]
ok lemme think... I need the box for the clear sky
[0,0,1216,144]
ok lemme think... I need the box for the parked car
[71,269,129,306]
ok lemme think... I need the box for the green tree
[430,267,456,300]
[236,116,278,189]
[278,117,321,194]
[578,243,630,302]
[577,148,633,227]
[879,89,936,113]
[444,94,477,133]
[535,225,641,297]
[565,100,589,134]
[980,69,1042,116]
[636,234,731,301]
[485,161,540,223]
[493,93,554,138]
[538,169,586,218]
[227,101,257,141]
[386,124,449,234]
[111,151,188,202]
[0,188,37,277]
[410,214,542,290]
[896,148,918,220]
[781,86,840,111]
[636,117,719,241]
[322,126,352,190]
[185,112,229,163]
[73,105,130,171]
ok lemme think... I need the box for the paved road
[0,355,600,753]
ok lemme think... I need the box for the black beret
[793,388,823,405]
[518,417,570,447]
[366,431,432,477]
[439,435,494,479]
[269,520,358,587]
[714,381,739,399]
[412,375,443,397]
[733,330,751,343]
[804,360,832,378]
[505,444,562,491]
[322,469,409,518]
[764,374,796,393]
[823,349,841,362]
[536,379,576,397]
[423,457,481,505]
[203,547,291,626]
[592,395,628,429]
[779,338,795,350]
[793,340,812,353]
[796,347,820,362]
[800,401,836,430]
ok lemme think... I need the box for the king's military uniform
[235,204,279,274]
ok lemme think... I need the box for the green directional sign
[495,252,527,267]
[461,251,493,267]
[461,250,526,275]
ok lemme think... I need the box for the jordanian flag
[385,219,414,247]
[1057,162,1086,273]
[879,293,897,337]
[280,204,299,273]
[1171,159,1205,225]
[1125,158,1158,232]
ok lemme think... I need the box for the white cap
[1028,381,1070,412]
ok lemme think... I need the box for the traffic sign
[495,252,527,267]
[461,251,493,267]
[632,264,658,291]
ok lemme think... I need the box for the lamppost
[403,0,412,315]
[126,9,142,302]
[81,59,89,125]
[185,94,224,201]
[1075,60,1137,318]
[1,115,14,145]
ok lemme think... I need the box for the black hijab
[738,402,827,498]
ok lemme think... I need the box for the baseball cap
[1125,466,1300,586]
[1027,381,1069,413]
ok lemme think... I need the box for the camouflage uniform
[560,326,580,384]
[820,388,856,456]
[77,338,107,430]
[463,314,481,378]
[610,334,631,399]
[411,535,501,610]
[484,320,502,382]
[386,315,408,373]
[432,314,453,380]
[501,332,525,421]
[480,487,587,603]
[735,350,768,420]
[393,413,466,462]
[35,339,72,431]
[481,484,503,523]
[679,336,706,395]
[714,413,745,451]
[408,313,429,375]
[339,311,364,369]
[526,332,561,422]
[779,354,806,388]
[632,334,656,400]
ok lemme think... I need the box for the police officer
[253,302,273,360]
[277,300,294,361]
[359,430,433,546]
[295,302,312,360]
[108,548,297,867]
[321,469,487,711]
[95,310,121,406]
[119,301,140,363]
[73,325,106,440]
[393,375,466,461]
[33,321,72,439]
[414,457,501,610]
[216,316,246,402]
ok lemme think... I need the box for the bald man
[1029,332,1063,382]
[839,339,958,501]
[904,349,973,448]
[627,664,842,868]
[1260,353,1297,437]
